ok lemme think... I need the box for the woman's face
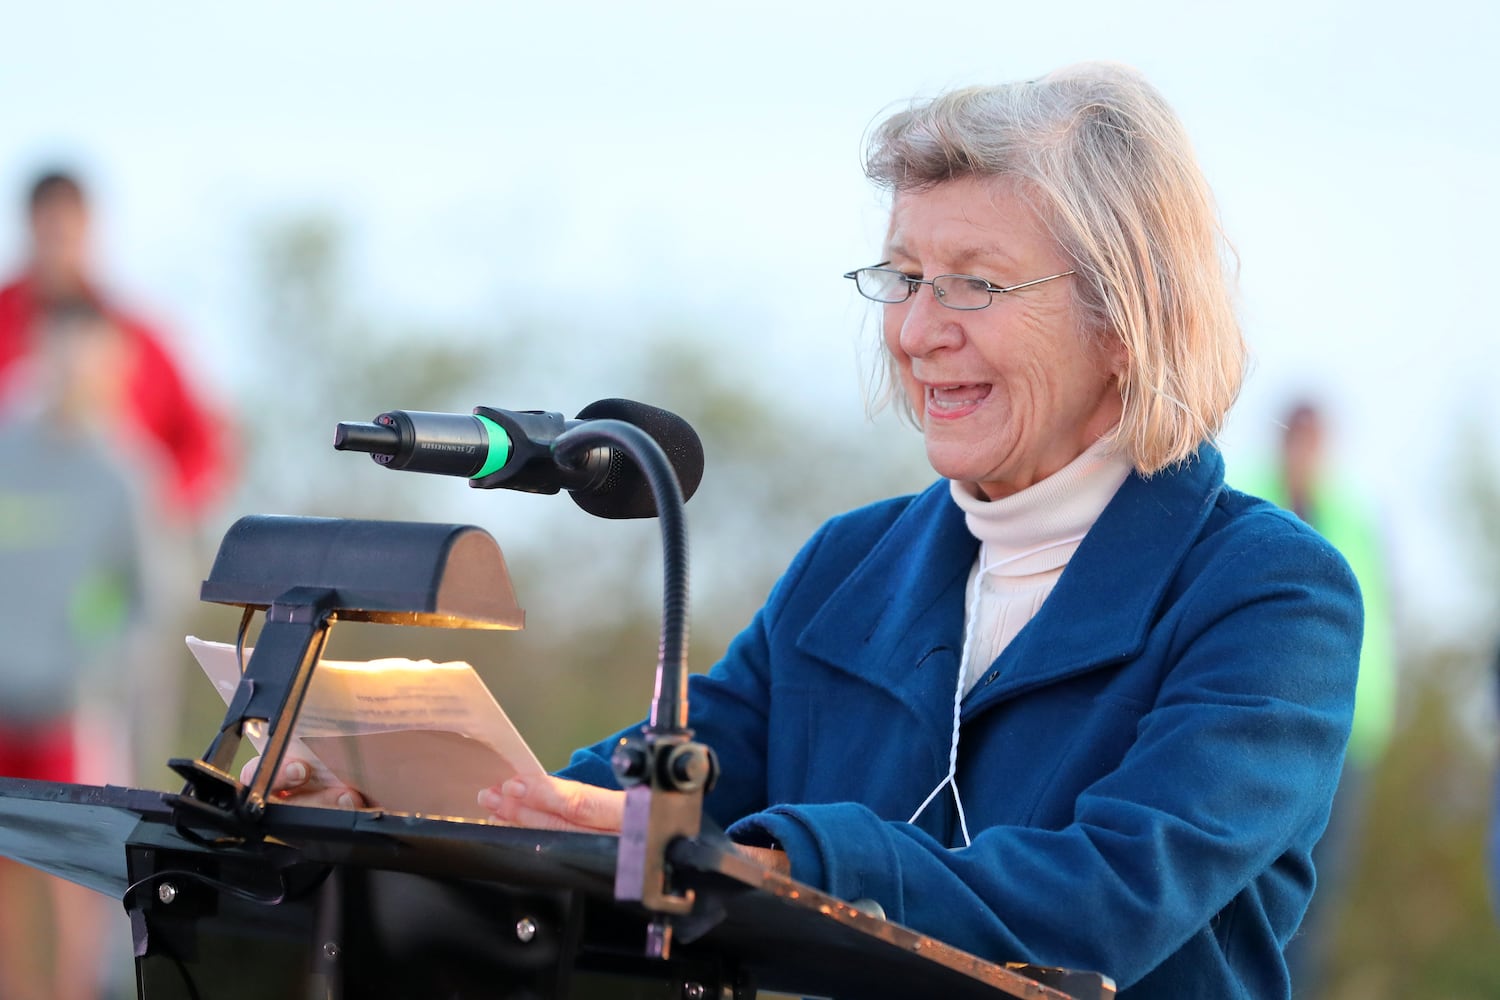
[882,175,1124,499]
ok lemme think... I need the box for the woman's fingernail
[285,761,308,786]
[477,788,504,812]
[336,792,355,809]
[502,779,527,797]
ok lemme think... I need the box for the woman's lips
[925,383,991,416]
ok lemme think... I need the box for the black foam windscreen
[569,398,705,519]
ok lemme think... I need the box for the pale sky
[1,0,1495,638]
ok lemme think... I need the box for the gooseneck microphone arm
[553,418,718,962]
[554,419,689,734]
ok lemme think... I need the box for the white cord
[907,565,983,846]
[907,534,1085,848]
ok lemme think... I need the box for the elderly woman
[484,62,1361,996]
[286,63,1361,997]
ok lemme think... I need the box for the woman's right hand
[239,755,365,809]
[478,775,624,833]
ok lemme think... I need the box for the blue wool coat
[562,446,1361,998]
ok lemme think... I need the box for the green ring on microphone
[473,414,510,479]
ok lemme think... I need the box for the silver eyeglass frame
[843,261,1076,310]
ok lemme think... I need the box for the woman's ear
[1098,327,1129,379]
[1111,337,1129,378]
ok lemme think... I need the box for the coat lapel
[962,447,1225,715]
[795,482,976,714]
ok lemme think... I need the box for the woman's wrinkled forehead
[882,176,1058,270]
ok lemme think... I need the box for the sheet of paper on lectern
[187,636,546,821]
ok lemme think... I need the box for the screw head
[668,745,707,787]
[156,882,178,905]
[323,941,340,960]
[682,983,705,1000]
[611,738,650,786]
[515,917,537,943]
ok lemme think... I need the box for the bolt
[611,739,650,785]
[156,882,178,905]
[668,745,709,789]
[323,941,340,960]
[515,917,537,943]
[682,983,705,1000]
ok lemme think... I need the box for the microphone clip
[468,406,611,496]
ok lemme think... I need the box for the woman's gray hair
[865,61,1245,474]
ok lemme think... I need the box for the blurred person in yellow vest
[1240,399,1396,997]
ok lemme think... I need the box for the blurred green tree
[1317,424,1500,999]
[1322,646,1500,998]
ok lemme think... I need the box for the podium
[0,776,1113,999]
[0,508,1115,999]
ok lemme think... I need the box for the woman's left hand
[734,844,792,875]
[478,775,625,833]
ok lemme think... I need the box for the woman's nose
[894,286,964,357]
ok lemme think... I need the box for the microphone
[333,398,705,520]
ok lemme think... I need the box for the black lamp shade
[199,515,524,629]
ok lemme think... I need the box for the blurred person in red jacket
[0,169,229,519]
[0,172,232,997]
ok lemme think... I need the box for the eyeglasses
[842,262,1075,311]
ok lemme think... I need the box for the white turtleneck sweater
[948,438,1135,695]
